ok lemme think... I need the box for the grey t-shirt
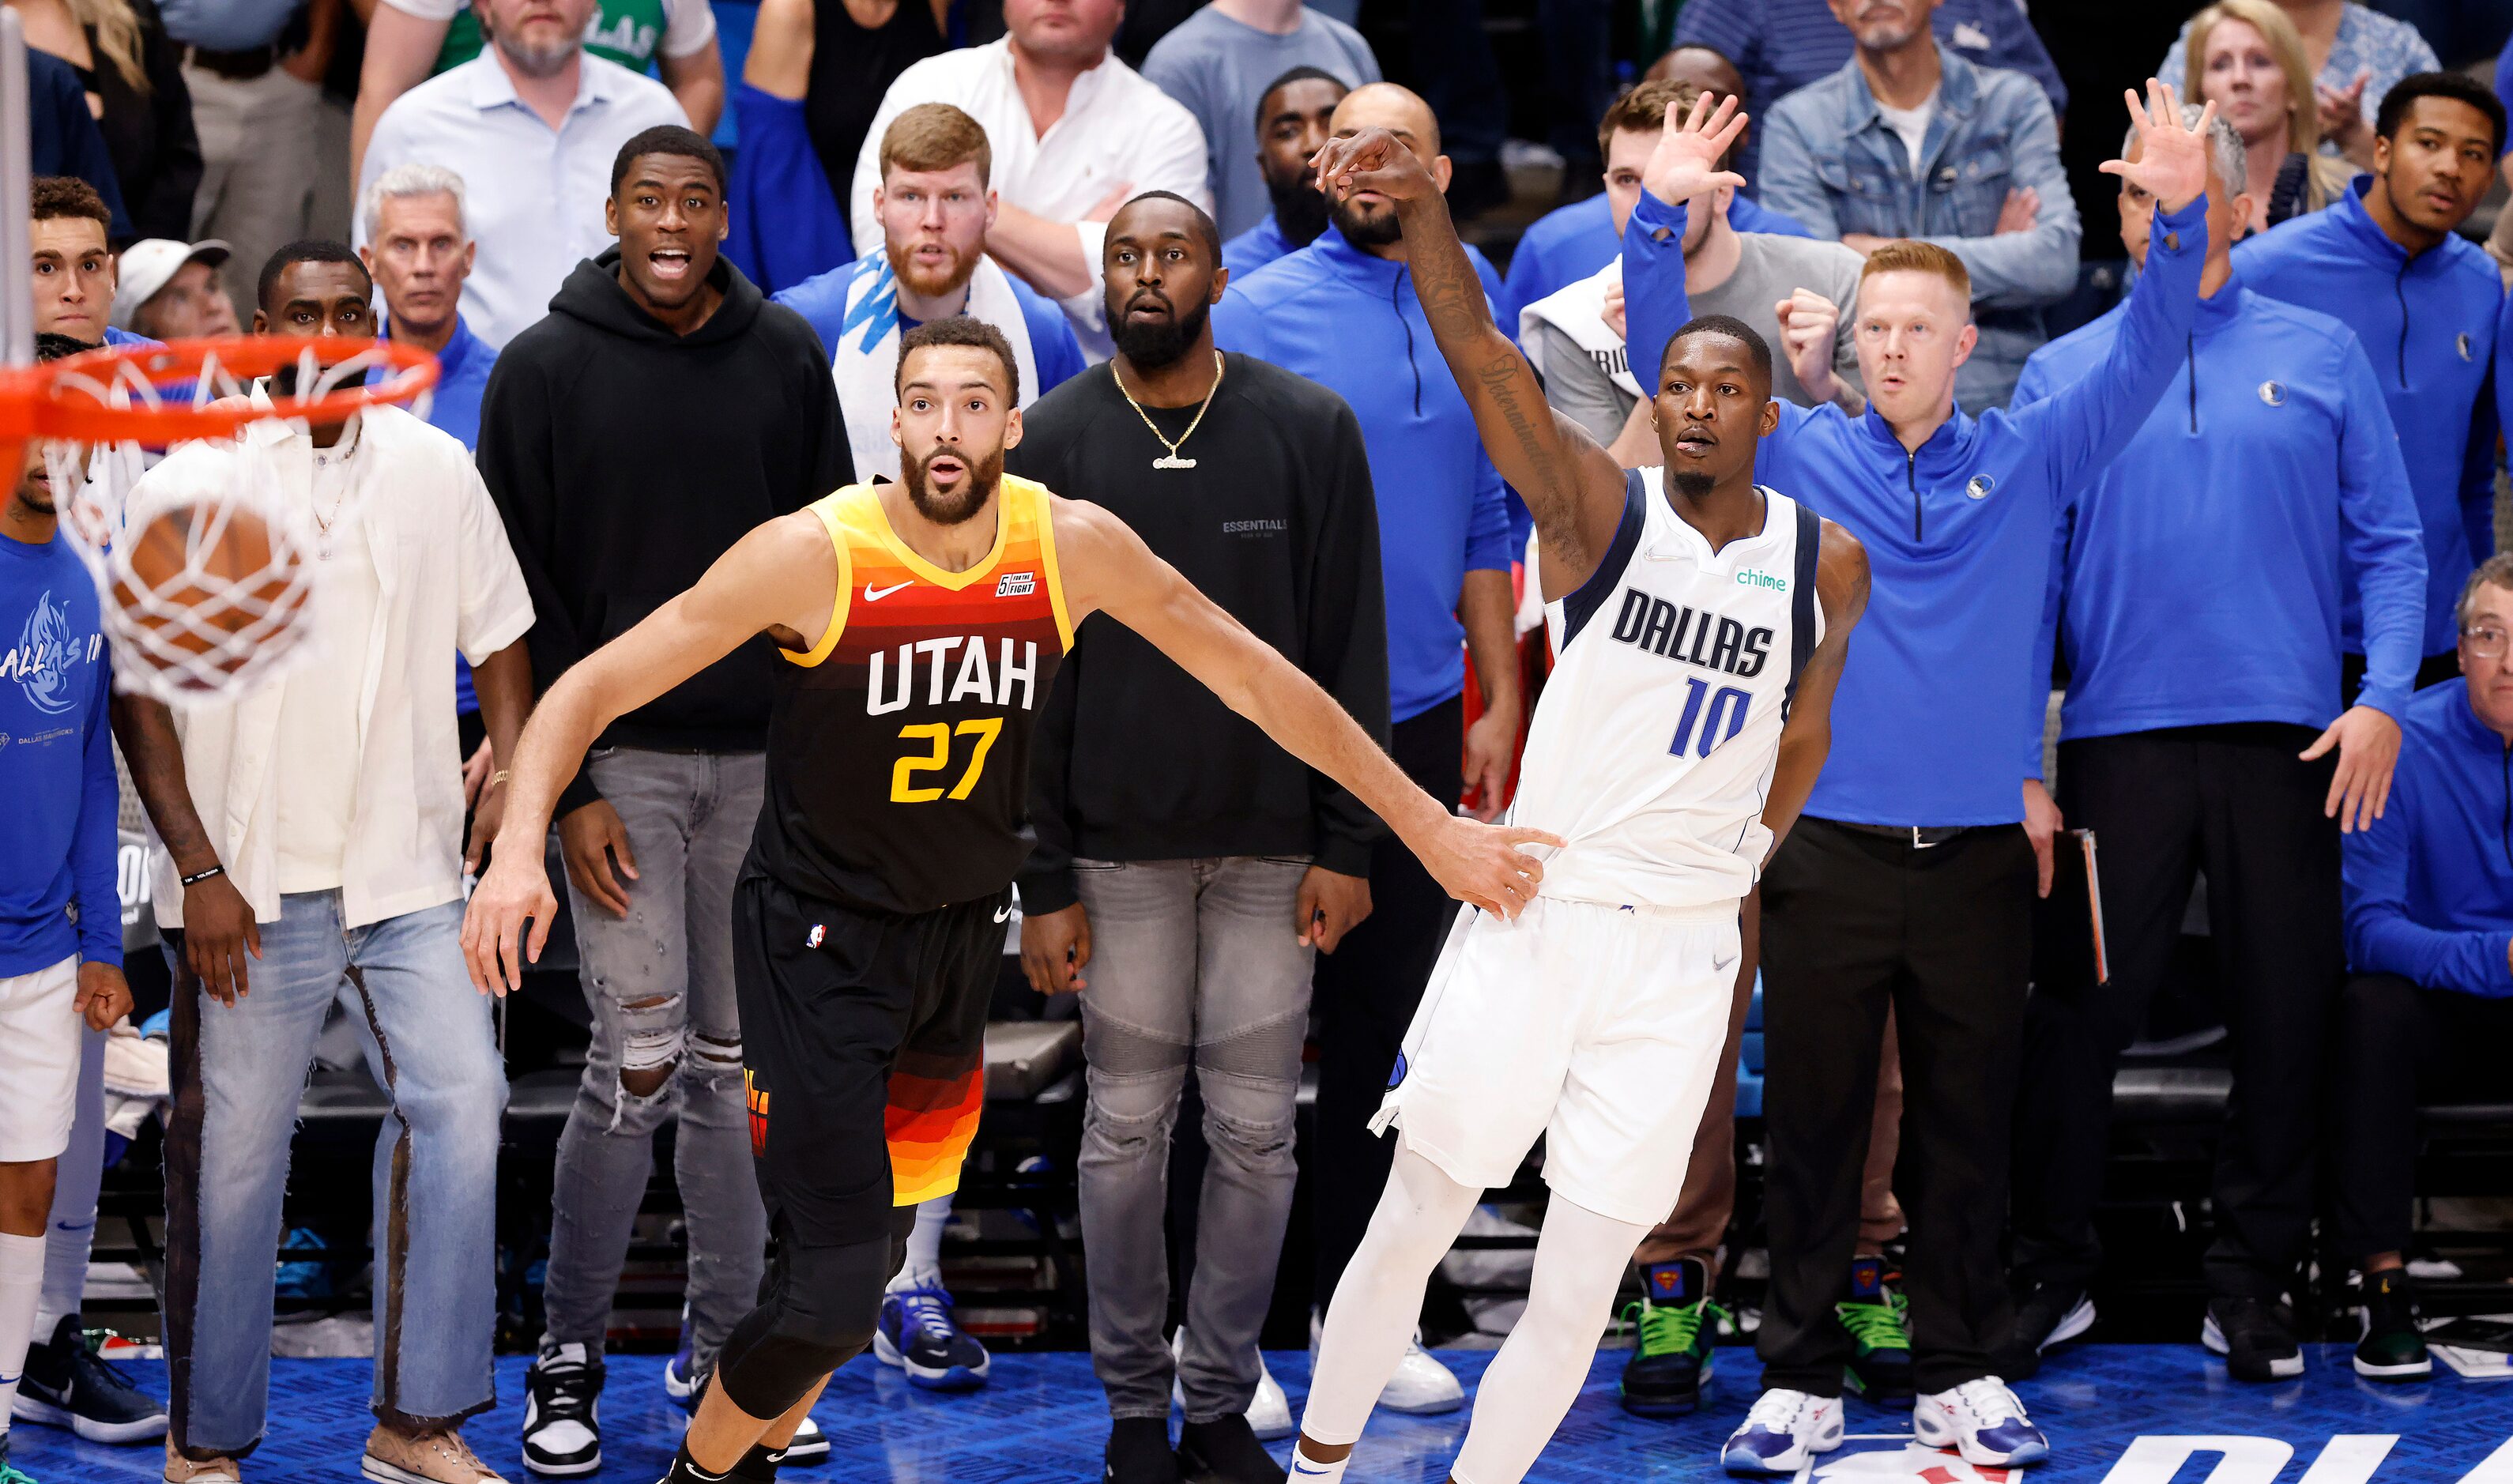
[1532,232,1867,446]
[1143,7,1380,240]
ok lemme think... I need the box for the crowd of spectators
[2,1,2512,1482]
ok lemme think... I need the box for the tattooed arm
[1313,128,1629,600]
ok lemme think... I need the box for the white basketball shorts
[1370,895,1739,1227]
[0,955,83,1162]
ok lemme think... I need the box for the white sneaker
[1303,1311,1464,1415]
[1167,1330,1296,1439]
[1720,1388,1843,1475]
[1912,1377,2050,1467]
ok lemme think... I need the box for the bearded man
[780,104,1087,484]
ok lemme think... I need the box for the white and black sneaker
[521,1342,604,1477]
[2201,1296,2304,1382]
[10,1315,169,1443]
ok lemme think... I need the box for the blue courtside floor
[16,1344,2512,1482]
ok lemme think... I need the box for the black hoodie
[479,249,852,816]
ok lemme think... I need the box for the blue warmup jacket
[0,530,119,975]
[2235,178,2504,657]
[2343,678,2513,996]
[2018,283,2426,739]
[1626,186,2208,825]
[772,259,1087,401]
[1223,213,1298,281]
[1212,226,1515,724]
[1498,190,1813,327]
[417,315,498,714]
[725,81,857,296]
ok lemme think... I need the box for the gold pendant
[1153,454,1197,469]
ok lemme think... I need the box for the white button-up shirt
[144,403,537,932]
[358,53,688,349]
[849,36,1210,359]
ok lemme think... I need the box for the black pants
[2341,650,2463,707]
[2331,974,2513,1262]
[1757,818,2034,1396]
[1311,695,1464,1309]
[2010,725,2341,1301]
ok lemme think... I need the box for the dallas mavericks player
[1284,98,1869,1484]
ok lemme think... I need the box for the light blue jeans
[165,893,504,1456]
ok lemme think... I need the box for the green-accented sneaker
[2353,1269,2432,1381]
[1838,1256,1915,1406]
[1620,1256,1727,1418]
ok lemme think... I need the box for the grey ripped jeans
[541,748,768,1370]
[1075,856,1316,1422]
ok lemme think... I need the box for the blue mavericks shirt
[0,529,120,974]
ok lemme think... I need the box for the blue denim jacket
[1760,43,2080,411]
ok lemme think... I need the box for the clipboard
[2033,827,2110,989]
[2074,828,2108,985]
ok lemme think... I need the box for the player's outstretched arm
[1311,126,1625,594]
[1758,521,1870,861]
[1055,498,1562,918]
[461,512,840,995]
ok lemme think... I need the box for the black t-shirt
[1006,353,1392,912]
[805,0,951,220]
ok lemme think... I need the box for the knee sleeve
[711,1234,896,1419]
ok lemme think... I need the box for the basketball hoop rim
[0,334,440,449]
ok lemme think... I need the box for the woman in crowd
[2160,0,2438,169]
[5,0,197,240]
[2183,0,2353,234]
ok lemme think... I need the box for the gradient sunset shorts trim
[887,1060,985,1206]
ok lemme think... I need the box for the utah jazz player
[462,317,1560,1483]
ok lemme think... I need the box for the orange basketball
[109,499,311,690]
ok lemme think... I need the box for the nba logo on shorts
[807,923,826,948]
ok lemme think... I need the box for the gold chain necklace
[1110,352,1223,470]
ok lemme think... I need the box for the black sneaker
[1619,1257,1725,1418]
[1837,1256,1915,1406]
[10,1316,168,1443]
[522,1341,605,1477]
[2353,1270,2432,1381]
[2201,1296,2304,1382]
[1993,1284,2096,1382]
[1177,1414,1285,1484]
[1105,1418,1181,1484]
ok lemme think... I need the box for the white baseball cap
[111,238,231,330]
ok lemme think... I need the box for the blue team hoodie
[2019,282,2427,738]
[0,529,119,975]
[2234,178,2504,657]
[1626,186,2208,825]
[1211,226,1514,724]
[2343,677,2513,996]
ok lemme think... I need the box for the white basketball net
[49,344,428,706]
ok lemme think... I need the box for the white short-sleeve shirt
[357,54,690,348]
[848,36,1211,359]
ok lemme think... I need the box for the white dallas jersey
[1511,470,1823,910]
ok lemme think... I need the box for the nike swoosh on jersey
[993,905,1012,923]
[1713,954,1739,972]
[865,580,914,601]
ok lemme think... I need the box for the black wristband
[180,864,225,887]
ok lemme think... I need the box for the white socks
[0,1230,47,1443]
[1299,1142,1481,1449]
[1448,1195,1650,1484]
[1287,1442,1351,1481]
[37,1028,107,1338]
[887,1195,953,1293]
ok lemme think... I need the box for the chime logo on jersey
[1607,587,1774,677]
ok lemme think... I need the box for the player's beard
[1109,291,1211,370]
[1266,171,1332,247]
[1330,193,1403,249]
[13,471,55,517]
[1668,469,1716,499]
[902,443,1003,526]
[887,236,980,302]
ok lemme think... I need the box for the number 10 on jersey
[1671,677,1750,759]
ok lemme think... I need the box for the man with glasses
[2330,554,2513,1384]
